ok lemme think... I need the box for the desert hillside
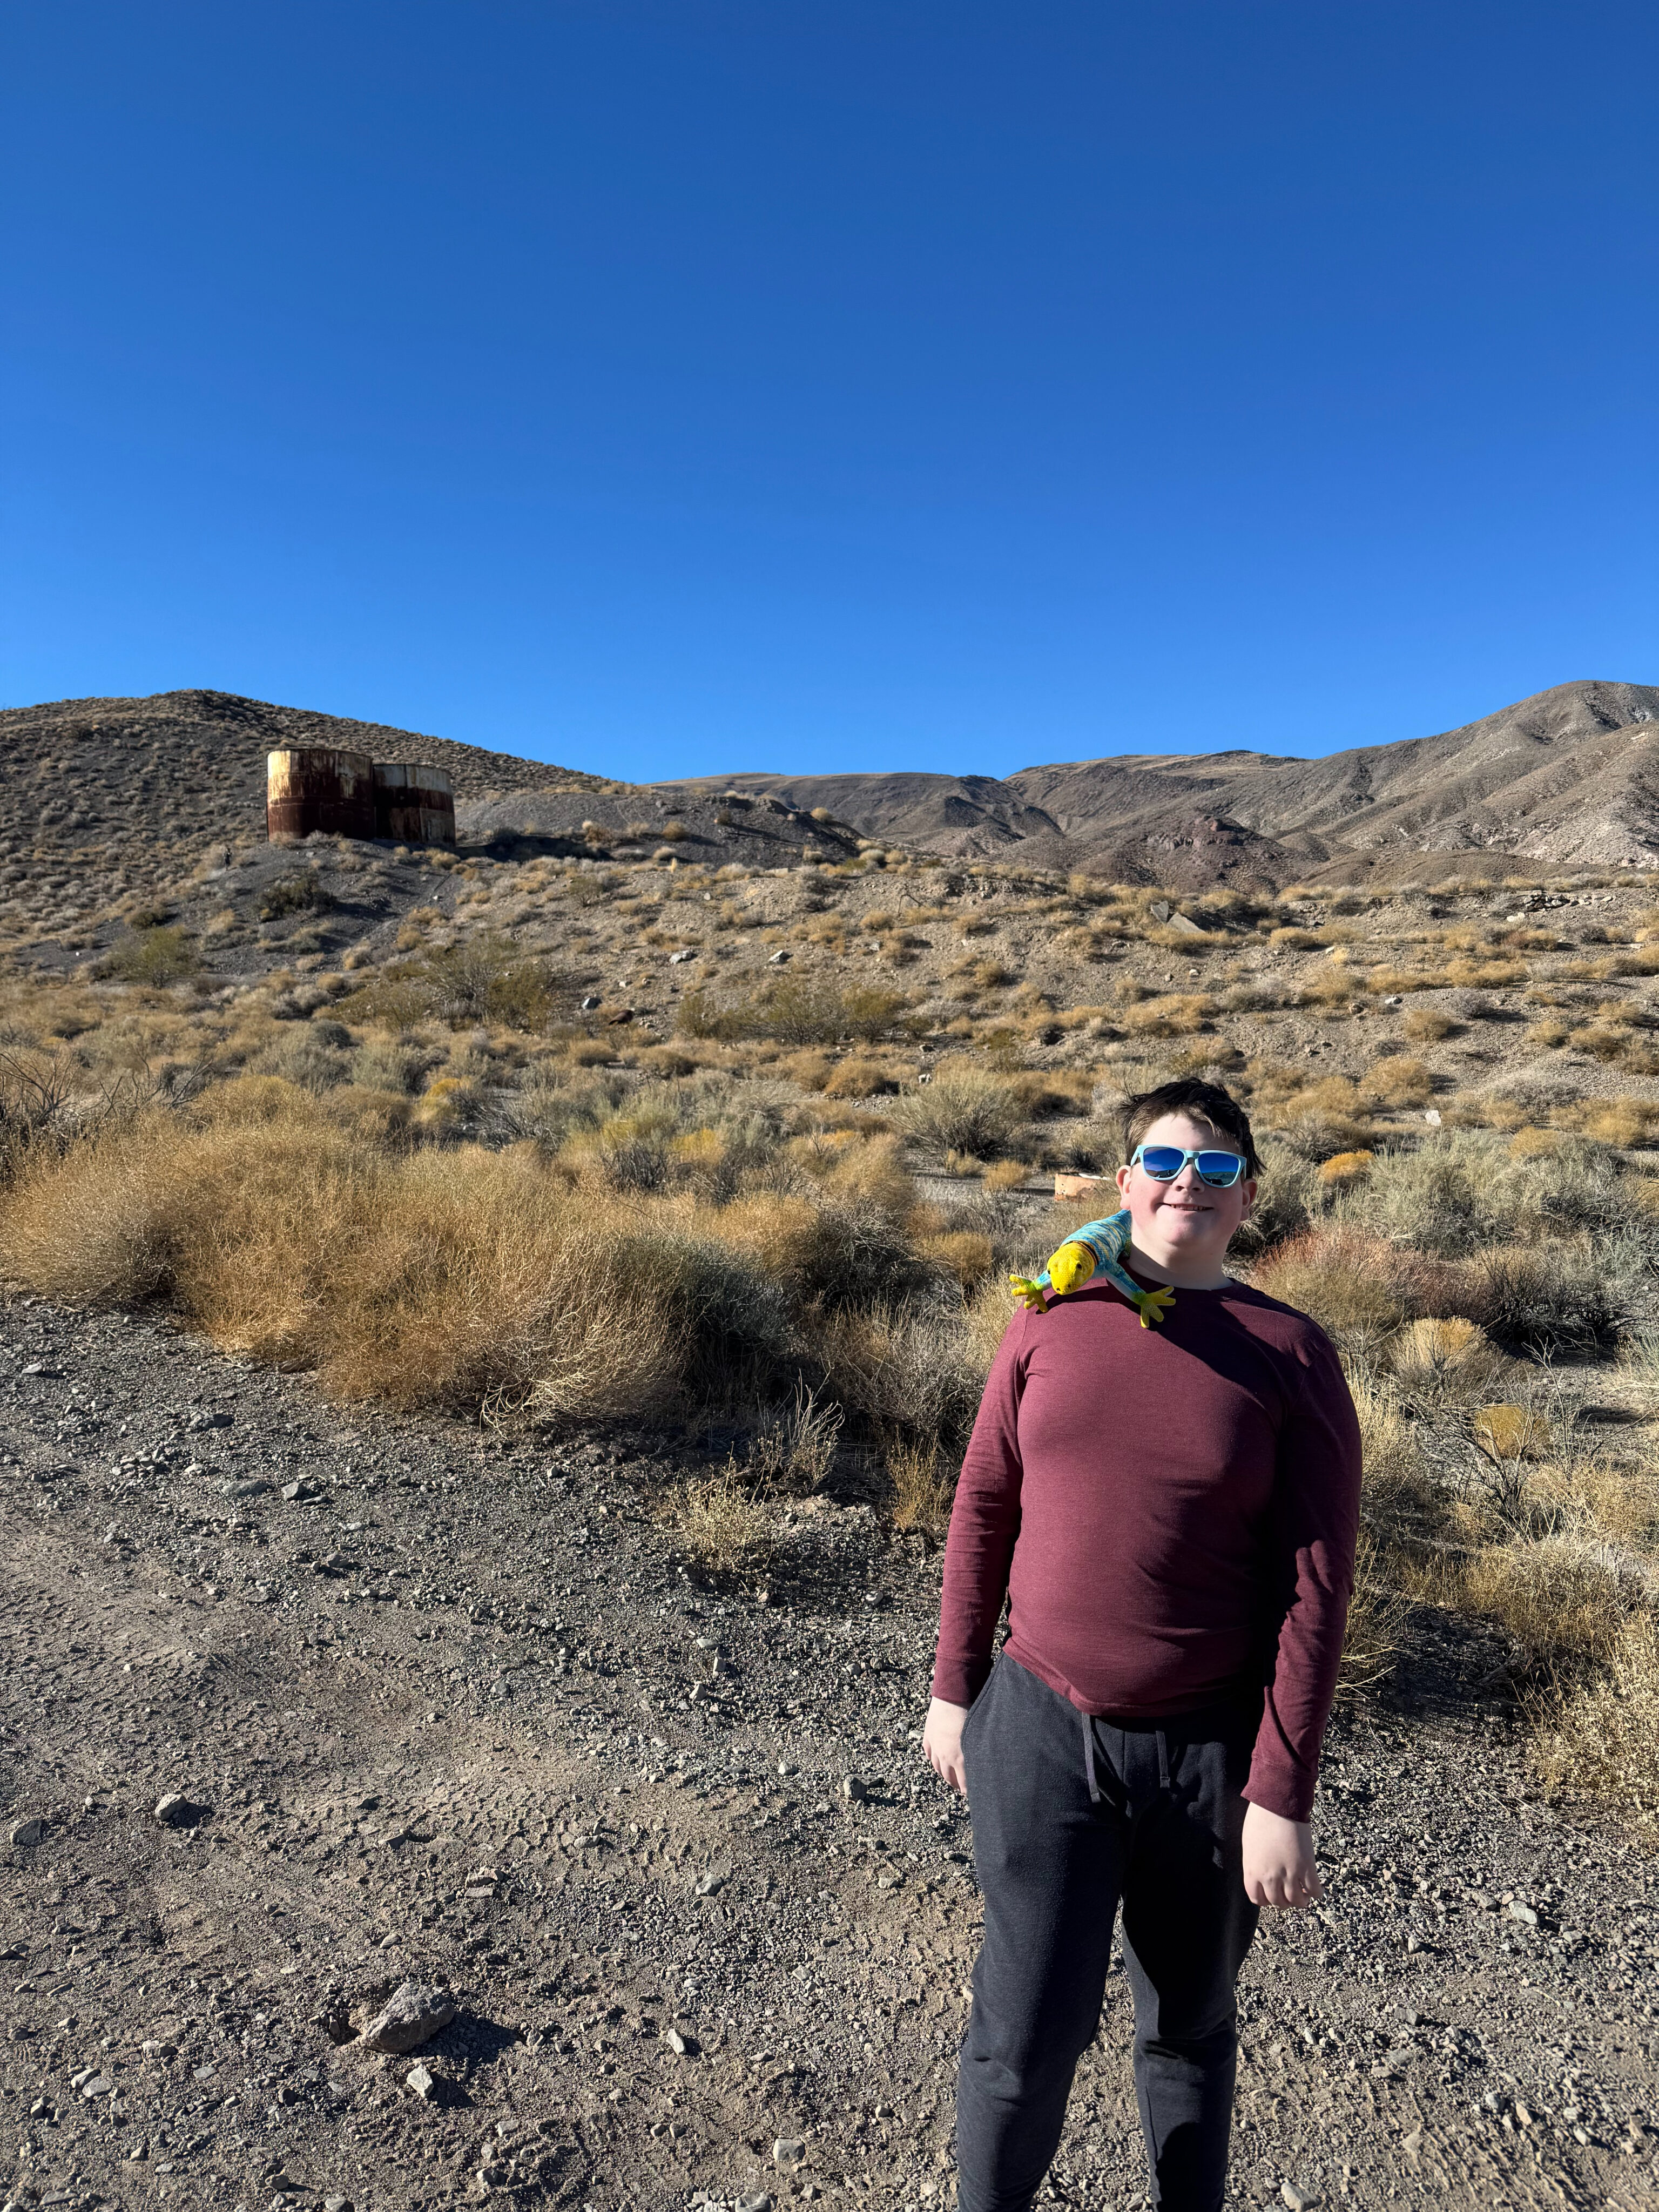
[2,683,1658,2211]
[664,679,1659,886]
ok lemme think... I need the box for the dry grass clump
[1119,993,1212,1037]
[1401,1006,1456,1043]
[679,978,905,1046]
[1387,1316,1501,1391]
[886,1437,956,1534]
[1534,1614,1659,1843]
[1317,1149,1373,1189]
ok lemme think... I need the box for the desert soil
[3,1295,1657,2212]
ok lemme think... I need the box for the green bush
[346,936,569,1033]
[96,926,202,986]
[259,872,333,921]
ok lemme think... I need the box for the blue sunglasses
[1129,1143,1247,1188]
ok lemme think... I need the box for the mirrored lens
[1137,1147,1187,1179]
[1195,1151,1244,1186]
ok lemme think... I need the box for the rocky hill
[664,679,1659,886]
[5,682,1659,936]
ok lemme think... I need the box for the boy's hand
[1242,1802,1323,1910]
[923,1696,970,1795]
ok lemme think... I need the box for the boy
[923,1078,1361,2212]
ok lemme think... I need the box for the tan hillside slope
[667,679,1659,885]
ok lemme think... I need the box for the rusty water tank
[374,763,456,846]
[266,748,376,841]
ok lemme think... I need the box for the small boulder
[9,1817,46,1847]
[357,1981,457,2055]
[154,1793,206,1828]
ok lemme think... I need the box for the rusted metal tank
[266,748,376,841]
[374,763,456,846]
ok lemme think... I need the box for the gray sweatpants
[957,1654,1261,2212]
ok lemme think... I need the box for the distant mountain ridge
[660,679,1659,886]
[4,682,1658,922]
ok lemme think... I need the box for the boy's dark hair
[1121,1078,1261,1178]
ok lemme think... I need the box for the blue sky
[3,2,1655,780]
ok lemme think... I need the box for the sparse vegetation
[4,721,1659,1840]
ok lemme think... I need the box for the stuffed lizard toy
[1009,1208,1176,1328]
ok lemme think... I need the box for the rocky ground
[3,1295,1657,2212]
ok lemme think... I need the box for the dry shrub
[1250,1226,1452,1343]
[1388,1316,1500,1390]
[1120,993,1213,1038]
[1318,1149,1373,1188]
[889,1064,1024,1158]
[1443,956,1525,988]
[745,1379,844,1494]
[1534,1613,1659,1842]
[1359,1057,1433,1110]
[822,1056,899,1099]
[670,1463,775,1575]
[1461,1246,1622,1355]
[1456,1538,1636,1679]
[780,1050,833,1092]
[0,1095,807,1423]
[1473,1402,1546,1461]
[817,1298,989,1449]
[919,1229,996,1288]
[886,1437,955,1533]
[1336,1531,1410,1703]
[982,1157,1037,1192]
[1553,1096,1659,1148]
[1401,1007,1455,1043]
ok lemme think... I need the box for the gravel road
[2,1292,1656,2212]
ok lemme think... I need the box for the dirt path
[2,1292,1656,2212]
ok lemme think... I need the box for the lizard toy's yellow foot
[1134,1284,1177,1328]
[1008,1274,1050,1313]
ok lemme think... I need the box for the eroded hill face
[659,679,1659,887]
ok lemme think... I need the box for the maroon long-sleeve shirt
[932,1268,1362,1822]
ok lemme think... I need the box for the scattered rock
[281,1477,322,1502]
[773,2137,806,2168]
[1281,2183,1319,2211]
[767,950,791,965]
[1505,1899,1539,1927]
[842,1776,867,1803]
[669,949,696,965]
[153,1792,206,1827]
[404,2061,437,2100]
[224,1477,272,1500]
[694,1869,726,1897]
[357,1981,458,2055]
[79,2073,113,2099]
[665,2027,699,2056]
[9,1817,46,1847]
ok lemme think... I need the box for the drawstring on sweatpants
[1081,1712,1174,1798]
